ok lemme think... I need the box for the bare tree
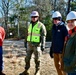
[32,0,52,20]
[49,0,67,16]
[67,0,71,14]
[0,0,25,28]
[0,0,14,28]
[49,0,57,11]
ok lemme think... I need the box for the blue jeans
[68,73,76,75]
[0,46,3,71]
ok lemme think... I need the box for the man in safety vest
[20,11,47,75]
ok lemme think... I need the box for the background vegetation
[0,0,76,41]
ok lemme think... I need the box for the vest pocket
[32,36,40,42]
[35,28,40,33]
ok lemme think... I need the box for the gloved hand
[24,42,27,48]
[41,45,45,52]
[49,46,53,58]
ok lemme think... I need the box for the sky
[0,15,2,18]
[0,0,33,18]
[0,0,67,18]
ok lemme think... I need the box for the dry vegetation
[3,41,57,75]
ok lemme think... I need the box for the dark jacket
[63,33,76,73]
[52,22,68,53]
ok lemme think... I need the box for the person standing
[19,11,47,75]
[0,26,6,75]
[63,11,76,75]
[51,11,68,75]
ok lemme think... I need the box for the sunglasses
[31,16,38,18]
[53,18,59,20]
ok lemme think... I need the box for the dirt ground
[3,41,57,75]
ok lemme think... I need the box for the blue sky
[0,0,68,18]
[0,0,33,18]
[0,15,2,18]
[0,8,2,18]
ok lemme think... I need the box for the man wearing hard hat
[19,11,46,75]
[51,11,68,75]
[63,11,76,75]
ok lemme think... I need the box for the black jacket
[52,22,68,53]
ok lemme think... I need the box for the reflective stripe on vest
[27,22,41,42]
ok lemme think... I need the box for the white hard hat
[66,11,76,21]
[30,11,39,17]
[52,11,62,18]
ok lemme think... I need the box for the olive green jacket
[63,32,76,73]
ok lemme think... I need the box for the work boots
[34,68,40,75]
[0,71,6,75]
[19,70,29,75]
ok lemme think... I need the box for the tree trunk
[67,0,71,14]
[53,0,56,11]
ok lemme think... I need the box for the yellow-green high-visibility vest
[27,22,41,42]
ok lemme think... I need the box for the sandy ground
[2,40,57,75]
